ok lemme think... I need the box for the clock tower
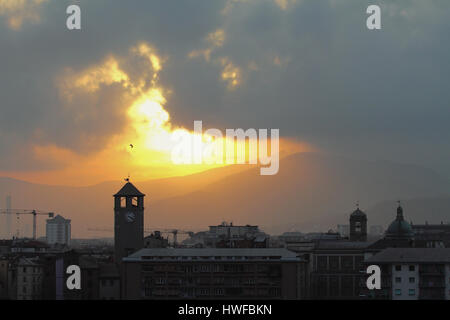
[114,181,145,264]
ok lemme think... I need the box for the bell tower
[349,203,367,242]
[114,180,145,264]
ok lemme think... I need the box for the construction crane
[87,227,156,235]
[87,227,194,245]
[162,229,195,246]
[0,209,54,240]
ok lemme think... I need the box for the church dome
[385,205,414,239]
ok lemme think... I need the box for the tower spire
[396,200,404,220]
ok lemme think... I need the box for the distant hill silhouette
[0,153,449,237]
[149,153,450,233]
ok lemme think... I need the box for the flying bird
[129,144,134,149]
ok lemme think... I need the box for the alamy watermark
[170,121,279,176]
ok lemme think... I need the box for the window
[329,256,339,270]
[395,289,401,296]
[341,256,353,270]
[408,289,415,296]
[409,277,415,283]
[317,256,328,271]
[395,265,402,271]
[409,265,415,272]
[199,288,209,296]
[395,277,401,283]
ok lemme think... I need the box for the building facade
[364,248,450,300]
[123,248,307,300]
[308,241,368,299]
[7,257,44,300]
[204,222,269,248]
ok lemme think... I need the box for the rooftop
[350,208,367,217]
[47,214,71,223]
[366,248,450,263]
[124,248,301,262]
[314,240,373,250]
[114,182,145,197]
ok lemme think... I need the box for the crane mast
[0,209,55,239]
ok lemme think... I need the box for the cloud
[1,0,450,181]
[188,28,246,89]
[274,0,298,10]
[222,0,299,15]
[0,0,49,30]
[219,57,242,89]
[188,29,225,62]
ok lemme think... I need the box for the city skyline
[0,0,450,304]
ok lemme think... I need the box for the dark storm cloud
[0,0,449,174]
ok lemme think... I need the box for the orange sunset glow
[0,42,311,186]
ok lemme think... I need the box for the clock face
[125,211,136,223]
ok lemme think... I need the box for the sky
[0,0,449,186]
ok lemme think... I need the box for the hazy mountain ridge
[0,153,449,237]
[149,153,450,233]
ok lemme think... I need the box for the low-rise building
[0,257,8,299]
[7,257,44,300]
[10,239,49,254]
[364,248,450,300]
[99,263,121,300]
[123,248,307,300]
[144,231,169,248]
[204,222,269,248]
[337,225,349,238]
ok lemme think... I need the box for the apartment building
[7,257,44,300]
[365,248,450,300]
[46,215,71,246]
[123,248,307,299]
